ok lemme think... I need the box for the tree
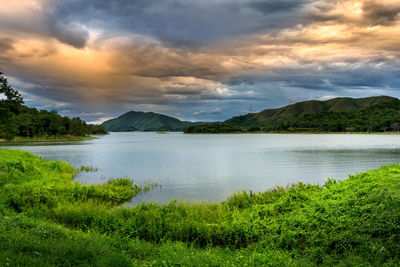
[391,122,399,132]
[0,72,108,138]
[0,107,18,139]
[0,71,24,105]
[69,117,87,136]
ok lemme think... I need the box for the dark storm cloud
[165,89,204,96]
[49,21,89,49]
[249,0,309,14]
[225,62,400,93]
[362,1,400,26]
[50,0,309,45]
[0,2,89,49]
[309,0,400,27]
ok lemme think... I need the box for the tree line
[278,99,400,132]
[184,99,400,133]
[0,71,107,140]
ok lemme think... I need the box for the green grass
[1,149,400,265]
[78,165,99,173]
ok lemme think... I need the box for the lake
[2,132,400,204]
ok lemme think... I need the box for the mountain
[101,111,197,132]
[104,96,399,133]
[285,99,400,132]
[184,96,400,133]
[225,96,397,127]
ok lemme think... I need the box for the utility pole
[249,104,252,113]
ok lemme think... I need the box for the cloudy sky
[1,0,400,123]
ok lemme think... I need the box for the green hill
[226,96,397,127]
[286,99,400,132]
[184,96,400,133]
[101,111,195,132]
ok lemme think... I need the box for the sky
[1,0,400,123]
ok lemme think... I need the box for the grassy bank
[1,149,400,265]
[0,135,98,143]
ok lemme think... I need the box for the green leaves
[0,71,23,105]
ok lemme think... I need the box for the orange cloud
[0,0,399,114]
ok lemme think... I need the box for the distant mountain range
[225,96,397,127]
[101,111,201,132]
[184,96,400,133]
[102,96,400,133]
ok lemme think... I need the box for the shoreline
[105,131,400,134]
[0,135,98,143]
[1,148,400,265]
[182,131,400,135]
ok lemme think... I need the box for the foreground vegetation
[0,71,107,140]
[1,149,400,265]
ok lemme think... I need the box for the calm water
[2,132,400,204]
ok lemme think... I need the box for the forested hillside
[0,72,107,140]
[184,96,400,133]
[226,96,396,127]
[102,111,196,131]
[281,99,400,132]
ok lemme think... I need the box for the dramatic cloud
[50,0,311,45]
[50,22,89,49]
[0,0,399,121]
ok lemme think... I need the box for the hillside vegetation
[101,111,196,131]
[0,72,107,140]
[185,96,400,133]
[284,99,400,132]
[1,149,400,265]
[226,96,396,127]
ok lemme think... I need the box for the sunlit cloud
[0,0,399,121]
